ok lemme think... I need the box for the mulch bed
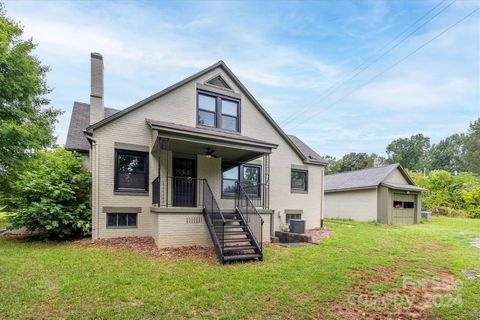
[330,265,460,320]
[72,237,216,260]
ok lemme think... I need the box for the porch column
[262,153,270,210]
[158,138,170,207]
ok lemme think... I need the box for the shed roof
[324,164,421,192]
[65,102,119,152]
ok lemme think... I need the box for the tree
[324,155,342,175]
[408,169,480,219]
[386,134,430,171]
[340,152,369,172]
[429,134,467,174]
[6,148,91,239]
[464,118,480,175]
[0,5,61,187]
[368,153,387,167]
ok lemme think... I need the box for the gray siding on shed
[377,185,390,224]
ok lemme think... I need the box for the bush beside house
[5,148,91,239]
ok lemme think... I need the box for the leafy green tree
[429,134,467,174]
[0,5,61,186]
[324,155,342,175]
[386,134,430,171]
[464,118,480,174]
[340,152,369,172]
[368,153,387,167]
[6,148,91,239]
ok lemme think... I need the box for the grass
[0,217,479,319]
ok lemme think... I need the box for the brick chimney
[89,52,104,125]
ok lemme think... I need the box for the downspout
[89,137,100,240]
[320,166,325,229]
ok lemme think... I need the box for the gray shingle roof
[146,119,278,147]
[65,102,119,152]
[325,164,417,192]
[287,135,327,164]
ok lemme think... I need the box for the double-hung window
[197,91,240,132]
[114,149,149,193]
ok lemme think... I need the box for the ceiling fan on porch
[205,147,218,159]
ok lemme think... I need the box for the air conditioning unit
[289,219,305,234]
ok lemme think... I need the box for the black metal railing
[152,177,160,205]
[235,182,264,251]
[203,179,225,257]
[151,176,204,207]
[239,182,265,208]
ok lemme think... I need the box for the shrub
[409,169,480,219]
[6,148,91,239]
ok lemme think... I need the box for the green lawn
[0,217,479,319]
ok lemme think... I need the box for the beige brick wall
[152,211,271,247]
[90,65,324,244]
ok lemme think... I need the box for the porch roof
[147,119,277,162]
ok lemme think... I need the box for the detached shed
[324,164,427,225]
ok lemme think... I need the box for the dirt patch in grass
[306,228,334,244]
[330,265,460,320]
[72,237,216,260]
[418,242,453,252]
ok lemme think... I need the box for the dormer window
[197,90,240,132]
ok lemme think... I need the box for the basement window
[107,213,137,228]
[286,213,301,225]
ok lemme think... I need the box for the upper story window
[291,169,308,193]
[114,149,149,193]
[197,91,240,132]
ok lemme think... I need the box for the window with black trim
[286,213,302,225]
[291,169,308,192]
[115,149,149,192]
[221,162,261,196]
[197,91,240,132]
[107,213,137,228]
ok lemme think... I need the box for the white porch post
[262,153,270,210]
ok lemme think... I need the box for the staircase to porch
[202,180,264,263]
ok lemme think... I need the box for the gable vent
[206,75,232,90]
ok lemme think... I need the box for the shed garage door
[392,193,415,225]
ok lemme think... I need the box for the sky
[4,0,480,158]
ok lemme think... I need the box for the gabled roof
[65,102,119,152]
[324,164,420,192]
[287,135,327,164]
[82,60,325,166]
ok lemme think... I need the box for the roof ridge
[326,163,398,176]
